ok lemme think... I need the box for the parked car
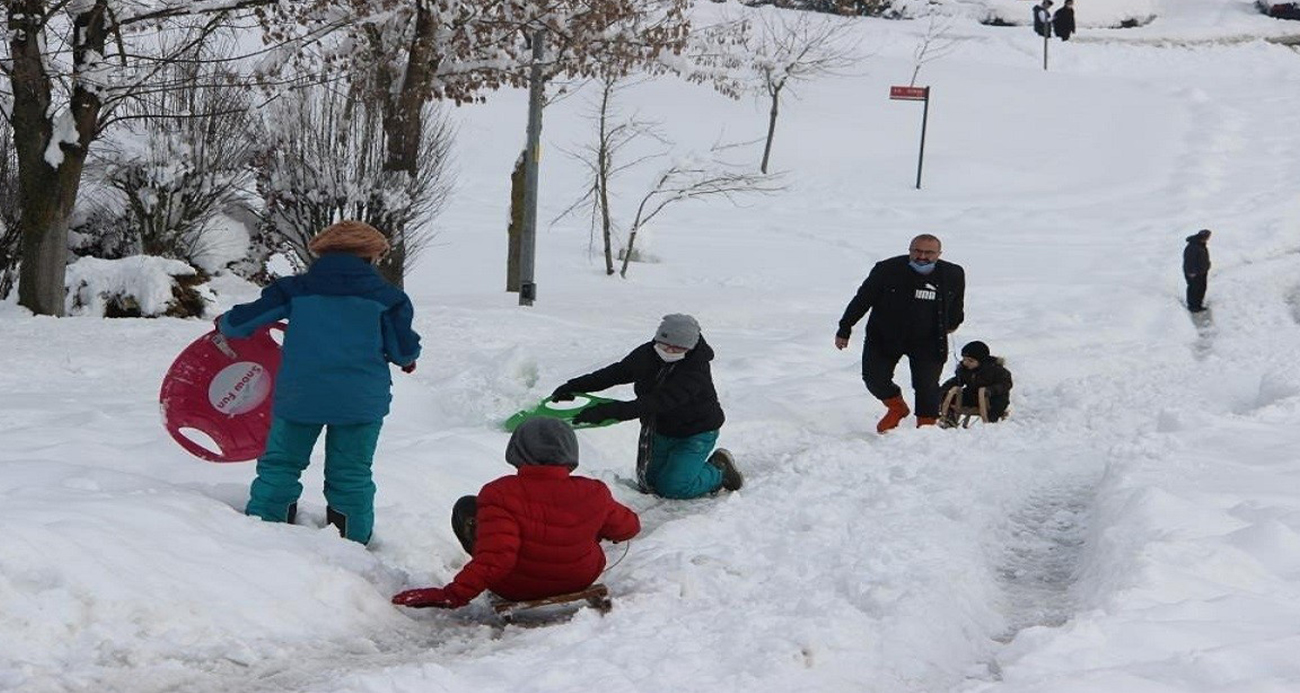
[1258,0,1300,20]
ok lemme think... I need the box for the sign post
[889,85,931,190]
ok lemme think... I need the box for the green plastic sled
[502,393,621,432]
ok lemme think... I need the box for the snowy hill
[3,2,1300,692]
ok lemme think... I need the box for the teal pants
[647,430,723,499]
[246,418,383,544]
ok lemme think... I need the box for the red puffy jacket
[443,465,640,602]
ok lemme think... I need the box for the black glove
[573,402,617,425]
[550,386,576,402]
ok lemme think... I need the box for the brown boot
[876,396,911,433]
[916,416,938,428]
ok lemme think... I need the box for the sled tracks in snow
[992,477,1095,644]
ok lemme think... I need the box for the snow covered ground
[4,1,1300,692]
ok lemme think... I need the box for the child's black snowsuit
[940,356,1013,422]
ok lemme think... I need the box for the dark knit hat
[654,314,701,350]
[505,417,579,470]
[961,340,990,361]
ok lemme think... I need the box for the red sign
[890,85,929,101]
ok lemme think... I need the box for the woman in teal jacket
[218,220,421,544]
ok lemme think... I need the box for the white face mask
[654,343,688,362]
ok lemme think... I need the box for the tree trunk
[619,224,639,278]
[598,159,614,276]
[10,0,107,316]
[596,84,615,276]
[760,84,782,175]
[373,0,439,289]
[506,151,525,292]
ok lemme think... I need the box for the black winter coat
[941,357,1013,421]
[1053,8,1075,40]
[559,337,725,438]
[1183,236,1210,277]
[837,255,965,359]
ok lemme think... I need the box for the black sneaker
[708,448,744,491]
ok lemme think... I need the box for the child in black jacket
[550,314,743,499]
[940,341,1013,424]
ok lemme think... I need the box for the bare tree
[909,12,958,86]
[619,147,785,278]
[555,77,670,275]
[745,10,861,173]
[0,120,19,299]
[1,0,275,316]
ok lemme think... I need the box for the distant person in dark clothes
[1053,0,1076,40]
[391,417,640,609]
[550,314,743,499]
[1033,0,1055,37]
[836,234,966,432]
[1183,228,1212,312]
[939,341,1013,425]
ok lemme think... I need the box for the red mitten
[401,361,417,374]
[391,587,468,609]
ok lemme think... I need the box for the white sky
[3,1,1300,692]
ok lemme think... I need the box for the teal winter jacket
[218,253,421,424]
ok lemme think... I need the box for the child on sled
[392,417,640,609]
[939,340,1013,427]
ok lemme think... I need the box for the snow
[63,255,209,317]
[4,1,1300,692]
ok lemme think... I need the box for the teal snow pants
[646,429,723,499]
[245,417,383,544]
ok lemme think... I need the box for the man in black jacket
[836,234,966,432]
[551,314,742,498]
[1053,0,1076,40]
[1183,229,1212,312]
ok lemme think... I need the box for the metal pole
[1043,32,1050,71]
[916,88,930,190]
[519,29,545,307]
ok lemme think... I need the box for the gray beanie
[654,313,701,350]
[505,417,579,470]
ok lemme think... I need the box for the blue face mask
[909,260,936,275]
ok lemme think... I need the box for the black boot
[286,502,297,525]
[326,506,347,539]
[451,495,478,555]
[708,448,744,491]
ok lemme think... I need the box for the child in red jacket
[392,417,640,608]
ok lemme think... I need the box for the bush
[251,85,454,285]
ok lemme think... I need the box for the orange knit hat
[308,220,390,260]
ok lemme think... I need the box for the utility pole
[519,29,545,307]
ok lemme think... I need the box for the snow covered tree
[1,0,275,316]
[98,57,259,267]
[251,85,453,283]
[255,0,693,289]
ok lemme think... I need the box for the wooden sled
[490,583,612,624]
[939,386,992,429]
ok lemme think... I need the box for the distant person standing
[836,234,965,432]
[1053,0,1076,41]
[1183,229,1212,313]
[1033,0,1055,38]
